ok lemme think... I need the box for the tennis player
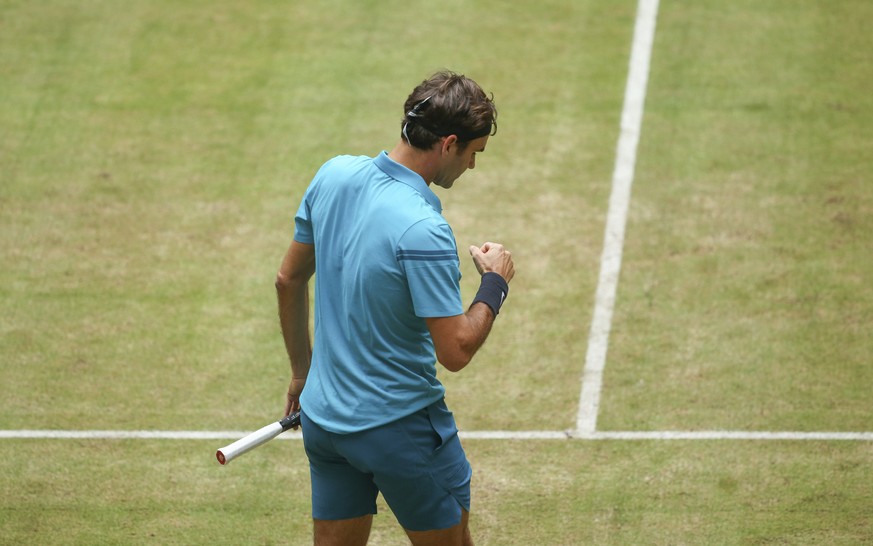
[276,71,514,546]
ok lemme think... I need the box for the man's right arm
[276,240,316,417]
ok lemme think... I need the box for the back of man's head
[401,71,497,150]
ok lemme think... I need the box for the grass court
[1,0,871,543]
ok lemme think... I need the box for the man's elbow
[428,314,484,373]
[276,271,306,293]
[275,272,290,293]
[437,349,473,373]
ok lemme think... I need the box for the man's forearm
[276,242,316,379]
[426,301,496,373]
[277,277,311,378]
[456,301,496,365]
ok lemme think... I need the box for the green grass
[2,440,871,545]
[1,0,872,544]
[0,0,633,432]
[602,0,873,433]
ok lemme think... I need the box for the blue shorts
[300,399,471,531]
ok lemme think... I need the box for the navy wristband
[472,272,509,317]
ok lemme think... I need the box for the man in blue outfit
[276,71,514,546]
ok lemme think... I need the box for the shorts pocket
[426,399,459,451]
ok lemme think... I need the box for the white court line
[0,430,302,441]
[2,429,872,441]
[466,431,873,441]
[577,0,660,435]
[586,431,873,441]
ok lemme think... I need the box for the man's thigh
[405,508,473,546]
[313,515,373,546]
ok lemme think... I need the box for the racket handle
[279,411,302,431]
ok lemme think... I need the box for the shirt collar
[373,151,442,214]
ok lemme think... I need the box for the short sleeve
[293,192,314,244]
[396,220,464,318]
[293,163,328,245]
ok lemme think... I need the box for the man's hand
[284,376,306,415]
[284,376,306,429]
[469,242,514,283]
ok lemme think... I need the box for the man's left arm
[426,242,514,372]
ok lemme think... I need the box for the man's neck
[388,140,438,185]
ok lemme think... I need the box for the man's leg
[404,509,473,546]
[313,515,373,546]
[302,413,378,545]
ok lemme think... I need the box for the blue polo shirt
[293,152,464,434]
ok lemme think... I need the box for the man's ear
[440,134,458,156]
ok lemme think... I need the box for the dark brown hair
[401,71,497,150]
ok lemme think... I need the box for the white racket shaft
[216,412,300,465]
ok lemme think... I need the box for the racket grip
[279,411,302,431]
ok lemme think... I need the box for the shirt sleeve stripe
[396,250,458,261]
